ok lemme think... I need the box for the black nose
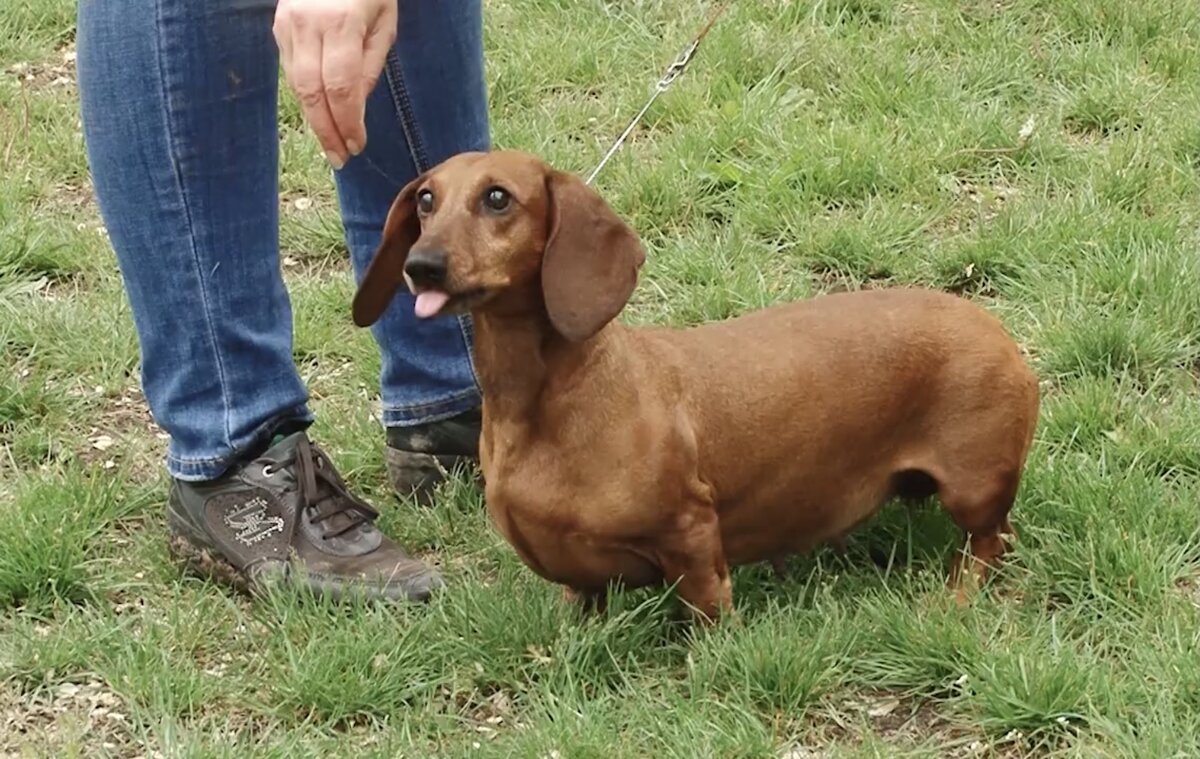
[404,249,448,288]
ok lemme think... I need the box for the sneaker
[385,407,482,503]
[166,431,443,602]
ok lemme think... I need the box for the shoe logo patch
[223,497,285,546]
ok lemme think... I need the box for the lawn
[4,0,1200,755]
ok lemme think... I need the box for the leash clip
[656,39,700,92]
[584,2,728,186]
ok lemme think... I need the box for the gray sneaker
[166,431,443,602]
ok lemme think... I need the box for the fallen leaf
[1018,114,1036,143]
[57,683,80,698]
[867,697,900,717]
[779,749,825,759]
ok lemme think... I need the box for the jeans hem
[165,404,314,482]
[382,388,480,427]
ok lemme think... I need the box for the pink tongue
[414,290,450,319]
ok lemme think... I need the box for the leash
[358,3,728,188]
[585,2,729,186]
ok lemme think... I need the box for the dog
[351,150,1040,621]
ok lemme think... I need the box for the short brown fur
[353,150,1040,621]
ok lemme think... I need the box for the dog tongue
[414,290,450,319]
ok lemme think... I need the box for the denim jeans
[76,0,488,481]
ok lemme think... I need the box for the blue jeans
[76,0,488,481]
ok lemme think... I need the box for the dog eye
[416,189,434,215]
[483,187,511,213]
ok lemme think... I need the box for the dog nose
[404,249,448,288]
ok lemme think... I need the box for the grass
[3,0,1200,754]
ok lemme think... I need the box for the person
[75,0,488,602]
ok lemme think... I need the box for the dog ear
[351,175,425,327]
[541,170,646,342]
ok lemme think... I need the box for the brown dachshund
[351,150,1040,621]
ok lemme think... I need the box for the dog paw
[563,586,608,615]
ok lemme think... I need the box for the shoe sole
[166,509,439,603]
[166,505,257,595]
[167,533,439,603]
[167,531,256,595]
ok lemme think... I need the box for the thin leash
[358,2,729,188]
[585,2,729,186]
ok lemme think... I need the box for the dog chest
[485,480,664,591]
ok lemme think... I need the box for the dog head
[351,150,646,342]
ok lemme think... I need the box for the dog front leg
[659,506,733,624]
[563,586,608,616]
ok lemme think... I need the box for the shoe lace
[265,437,379,540]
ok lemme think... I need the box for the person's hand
[273,0,397,169]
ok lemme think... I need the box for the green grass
[4,0,1200,754]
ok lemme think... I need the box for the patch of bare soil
[460,688,526,747]
[49,181,97,216]
[77,384,166,481]
[791,690,1029,758]
[4,46,76,91]
[1177,574,1200,611]
[0,680,143,758]
[807,270,897,296]
[279,248,345,282]
[278,193,356,281]
[929,173,1023,241]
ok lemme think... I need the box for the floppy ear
[541,170,646,342]
[351,175,425,327]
